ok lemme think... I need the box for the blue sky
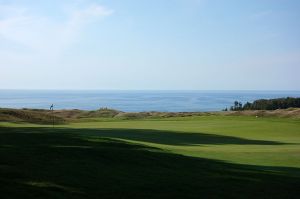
[1,0,299,90]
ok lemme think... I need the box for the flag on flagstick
[50,104,54,128]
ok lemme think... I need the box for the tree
[243,102,252,110]
[239,97,300,111]
[234,101,239,110]
[238,102,243,110]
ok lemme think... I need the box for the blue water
[0,90,300,112]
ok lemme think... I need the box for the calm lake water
[0,90,300,112]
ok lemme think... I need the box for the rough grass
[53,108,121,119]
[0,108,65,124]
[1,108,300,124]
[225,108,300,118]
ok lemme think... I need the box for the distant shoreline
[1,90,300,112]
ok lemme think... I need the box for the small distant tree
[238,102,243,110]
[231,101,243,111]
[234,101,239,110]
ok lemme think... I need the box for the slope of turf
[1,115,300,198]
[1,126,300,199]
[63,116,300,168]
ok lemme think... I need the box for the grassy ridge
[1,107,300,124]
[0,108,65,124]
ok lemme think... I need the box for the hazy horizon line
[1,89,300,92]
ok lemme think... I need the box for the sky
[1,0,300,90]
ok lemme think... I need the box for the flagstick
[50,104,54,128]
[52,108,54,128]
[52,105,54,128]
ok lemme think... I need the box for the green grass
[64,116,300,168]
[1,115,300,198]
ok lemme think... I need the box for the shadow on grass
[0,126,286,146]
[0,126,299,199]
[79,128,286,146]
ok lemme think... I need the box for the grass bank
[1,113,300,198]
